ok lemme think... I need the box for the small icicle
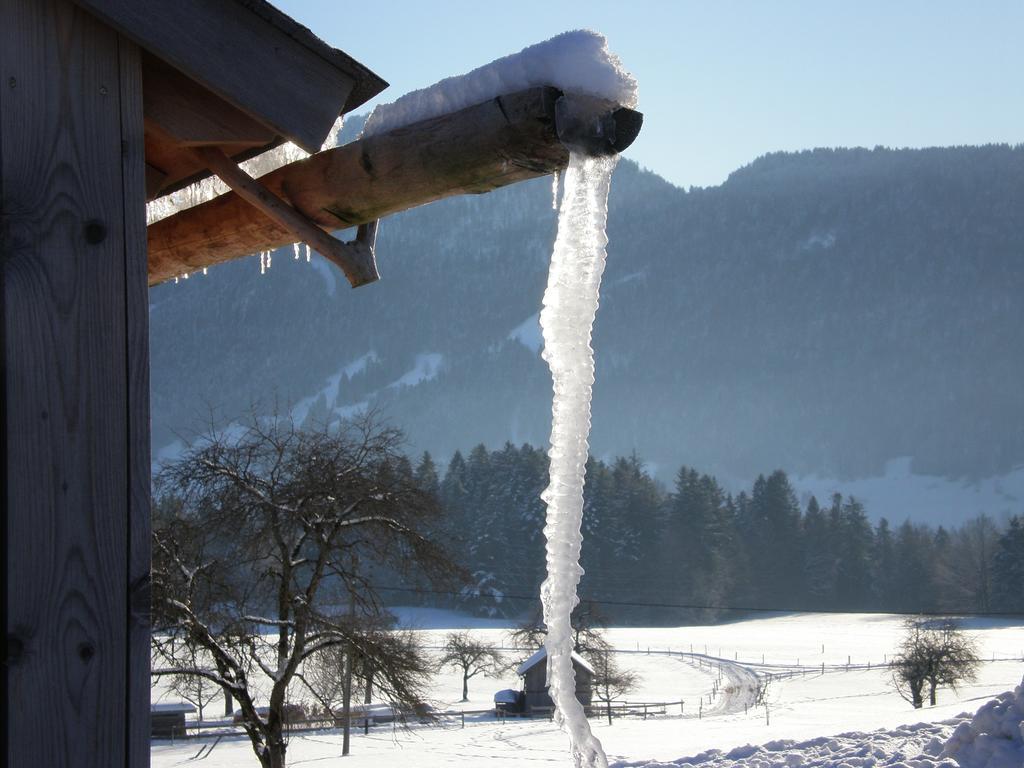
[293,242,301,260]
[202,267,208,276]
[183,272,189,280]
[267,249,273,269]
[173,276,179,285]
[305,243,311,262]
[551,169,560,210]
[259,251,266,275]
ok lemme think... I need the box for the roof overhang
[71,0,387,199]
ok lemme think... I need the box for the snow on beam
[146,86,642,286]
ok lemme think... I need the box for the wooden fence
[155,699,688,742]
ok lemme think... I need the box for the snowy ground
[151,611,1024,768]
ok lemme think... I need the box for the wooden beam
[193,146,379,287]
[71,0,385,152]
[147,87,642,285]
[2,2,149,767]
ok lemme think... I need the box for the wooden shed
[150,702,196,740]
[1,2,640,766]
[517,647,594,714]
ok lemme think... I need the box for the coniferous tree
[834,497,874,610]
[802,496,836,608]
[992,516,1024,612]
[414,451,440,497]
[873,518,898,610]
[892,521,937,612]
[744,470,803,607]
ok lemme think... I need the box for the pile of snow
[944,678,1024,768]
[615,720,965,768]
[362,30,638,137]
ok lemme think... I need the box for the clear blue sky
[277,1,1024,189]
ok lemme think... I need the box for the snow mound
[943,678,1024,768]
[615,720,966,768]
[363,30,638,137]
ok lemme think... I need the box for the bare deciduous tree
[300,617,433,752]
[590,649,639,725]
[151,416,458,768]
[892,617,980,709]
[437,631,505,702]
[510,600,611,656]
[161,640,219,722]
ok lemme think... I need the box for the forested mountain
[418,442,1022,623]
[150,128,1024,516]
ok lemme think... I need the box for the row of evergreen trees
[404,443,1024,624]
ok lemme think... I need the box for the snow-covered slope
[151,613,1024,768]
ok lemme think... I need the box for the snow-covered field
[151,611,1024,768]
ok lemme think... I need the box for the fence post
[699,700,702,719]
[461,711,465,729]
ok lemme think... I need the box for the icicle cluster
[539,151,619,768]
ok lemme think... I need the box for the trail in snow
[539,151,619,768]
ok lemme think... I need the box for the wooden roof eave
[71,0,387,153]
[147,86,644,286]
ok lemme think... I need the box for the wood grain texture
[72,0,361,152]
[1,1,142,765]
[119,37,151,768]
[148,87,572,284]
[193,146,379,287]
[142,52,276,148]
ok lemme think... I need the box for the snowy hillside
[151,612,1024,768]
[149,141,1024,525]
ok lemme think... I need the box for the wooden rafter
[193,146,379,287]
[147,87,643,285]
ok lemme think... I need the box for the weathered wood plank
[2,1,136,765]
[119,37,151,768]
[142,52,276,147]
[193,145,379,287]
[148,87,572,284]
[72,0,378,152]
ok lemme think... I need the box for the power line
[370,583,1024,619]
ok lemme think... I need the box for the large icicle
[539,150,619,768]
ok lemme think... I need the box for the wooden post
[2,2,149,768]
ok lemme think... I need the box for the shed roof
[72,0,387,198]
[150,702,197,714]
[516,647,595,677]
